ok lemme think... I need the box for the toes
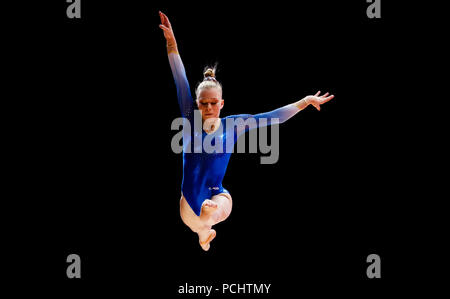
[203,200,217,207]
[199,229,216,251]
[209,230,216,242]
[202,200,218,211]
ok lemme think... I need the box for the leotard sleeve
[226,103,301,138]
[168,52,194,121]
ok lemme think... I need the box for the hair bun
[203,68,216,79]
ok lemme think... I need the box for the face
[196,88,224,121]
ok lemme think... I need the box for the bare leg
[180,193,233,251]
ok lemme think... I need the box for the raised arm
[159,11,194,120]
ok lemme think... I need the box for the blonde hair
[195,66,222,99]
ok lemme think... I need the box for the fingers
[159,24,169,31]
[159,11,167,26]
[321,94,335,104]
[159,11,168,27]
[159,11,172,29]
[310,91,335,111]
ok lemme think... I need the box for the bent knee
[214,193,233,211]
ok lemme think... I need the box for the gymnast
[159,11,334,251]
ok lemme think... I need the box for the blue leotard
[168,52,301,216]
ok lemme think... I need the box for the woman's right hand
[159,11,177,51]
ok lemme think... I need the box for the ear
[196,99,200,108]
[220,99,224,109]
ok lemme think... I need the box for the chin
[203,115,217,120]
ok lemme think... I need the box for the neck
[202,117,221,134]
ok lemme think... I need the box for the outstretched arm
[255,90,335,123]
[159,11,194,120]
[228,91,335,138]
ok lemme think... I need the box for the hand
[304,91,335,111]
[159,11,176,44]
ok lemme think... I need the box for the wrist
[294,98,309,110]
[166,39,178,54]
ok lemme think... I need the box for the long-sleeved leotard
[168,52,301,216]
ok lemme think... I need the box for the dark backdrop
[4,0,444,297]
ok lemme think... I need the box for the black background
[4,0,446,297]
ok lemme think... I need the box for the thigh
[180,194,205,231]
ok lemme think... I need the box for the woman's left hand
[304,91,335,111]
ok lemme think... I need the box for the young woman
[159,11,334,251]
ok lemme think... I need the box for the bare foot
[198,229,216,251]
[201,199,218,216]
